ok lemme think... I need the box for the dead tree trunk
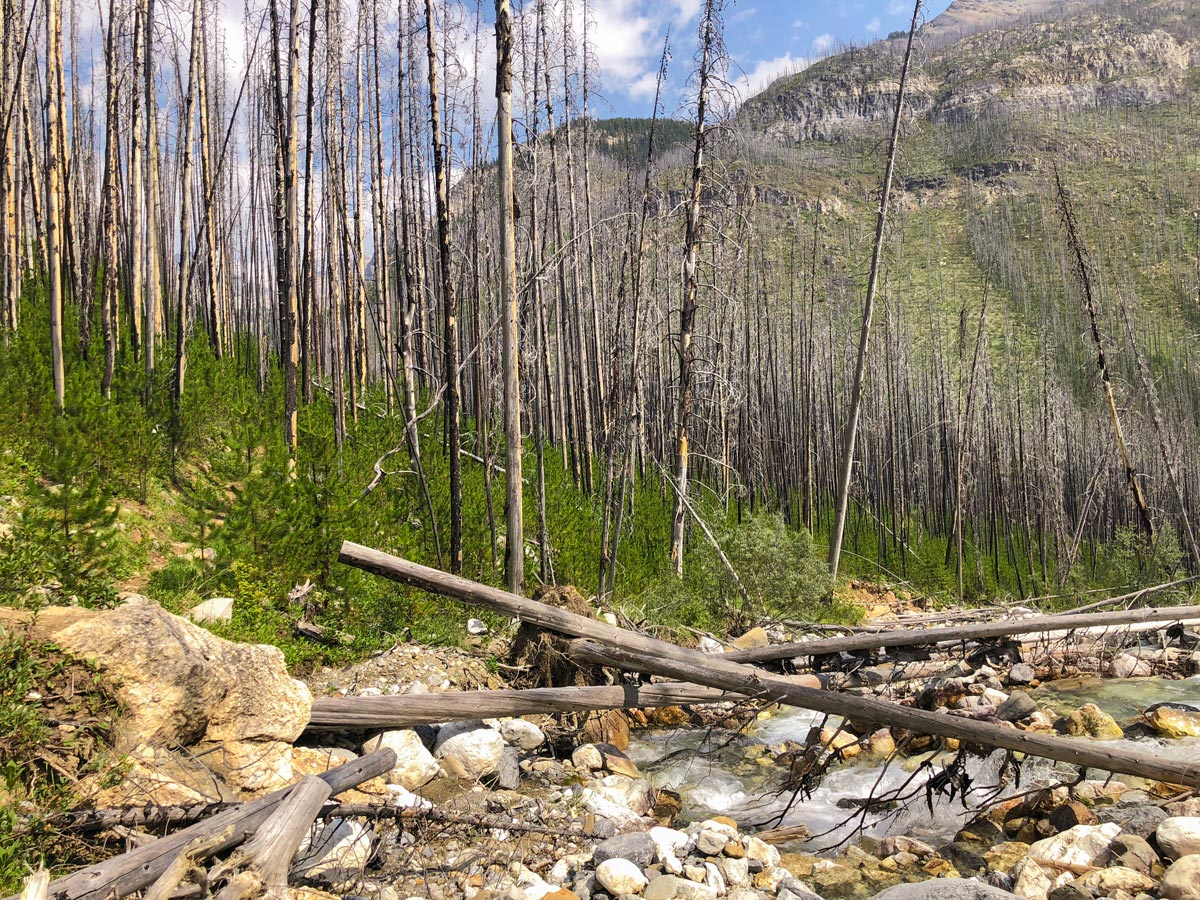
[495,0,524,592]
[828,0,923,578]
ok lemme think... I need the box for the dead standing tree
[828,0,923,579]
[1054,169,1155,540]
[670,0,721,576]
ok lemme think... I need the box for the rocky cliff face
[739,0,1196,144]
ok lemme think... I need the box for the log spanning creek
[628,676,1200,850]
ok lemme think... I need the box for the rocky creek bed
[7,595,1200,900]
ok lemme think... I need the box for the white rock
[587,774,655,816]
[717,856,750,888]
[704,862,726,893]
[1162,854,1200,900]
[1110,652,1153,678]
[1028,822,1121,869]
[1012,857,1052,900]
[982,688,1010,706]
[572,744,605,772]
[743,835,781,868]
[500,718,546,751]
[189,596,234,623]
[600,612,619,626]
[697,636,726,655]
[582,790,645,827]
[433,720,506,779]
[467,618,488,635]
[363,729,441,790]
[1159,818,1200,861]
[595,858,648,895]
[385,784,433,810]
[294,819,374,878]
[650,825,691,860]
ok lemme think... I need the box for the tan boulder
[87,743,236,807]
[52,598,311,751]
[193,739,293,794]
[1063,704,1124,741]
[731,627,770,651]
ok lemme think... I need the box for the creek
[627,675,1200,850]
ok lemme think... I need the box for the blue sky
[586,0,955,119]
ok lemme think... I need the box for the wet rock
[997,691,1039,722]
[940,841,988,874]
[595,858,648,895]
[1045,885,1090,900]
[1099,804,1167,839]
[433,721,506,779]
[1062,703,1124,740]
[1077,865,1155,895]
[984,842,1031,875]
[1006,664,1037,685]
[1048,801,1098,832]
[1110,833,1163,875]
[1028,822,1121,868]
[1146,705,1200,738]
[1162,854,1200,900]
[593,832,658,868]
[362,729,440,790]
[500,718,546,751]
[1159,818,1200,861]
[819,727,861,759]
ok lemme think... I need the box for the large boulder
[1159,817,1200,861]
[52,598,311,751]
[433,720,506,779]
[595,858,648,895]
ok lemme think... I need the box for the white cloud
[671,0,703,27]
[812,33,835,54]
[733,52,809,103]
[730,7,758,24]
[792,19,807,30]
[865,17,881,32]
[888,0,911,14]
[628,71,662,103]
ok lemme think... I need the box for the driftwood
[337,543,1200,788]
[208,776,332,900]
[722,604,1200,664]
[307,682,749,730]
[4,747,396,900]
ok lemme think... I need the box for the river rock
[820,727,860,758]
[1099,804,1167,838]
[731,627,770,651]
[189,596,234,623]
[362,729,440,790]
[1048,801,1098,831]
[1109,833,1163,875]
[593,831,658,868]
[1027,822,1121,868]
[1110,653,1153,678]
[650,825,691,860]
[717,856,751,888]
[984,842,1031,875]
[1158,818,1200,861]
[1162,855,1200,900]
[572,743,605,772]
[997,691,1038,722]
[1077,865,1156,895]
[433,720,506,779]
[1062,703,1124,740]
[743,835,781,868]
[52,599,312,751]
[466,617,488,635]
[1044,885,1090,900]
[696,830,728,856]
[500,718,546,751]
[1073,779,1128,803]
[869,880,1025,900]
[1146,705,1200,738]
[697,637,726,654]
[1012,857,1072,900]
[595,858,648,895]
[1006,663,1036,685]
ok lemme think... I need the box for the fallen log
[722,604,1200,664]
[307,682,749,730]
[5,747,395,900]
[337,542,1200,788]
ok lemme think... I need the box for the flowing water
[627,676,1200,849]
